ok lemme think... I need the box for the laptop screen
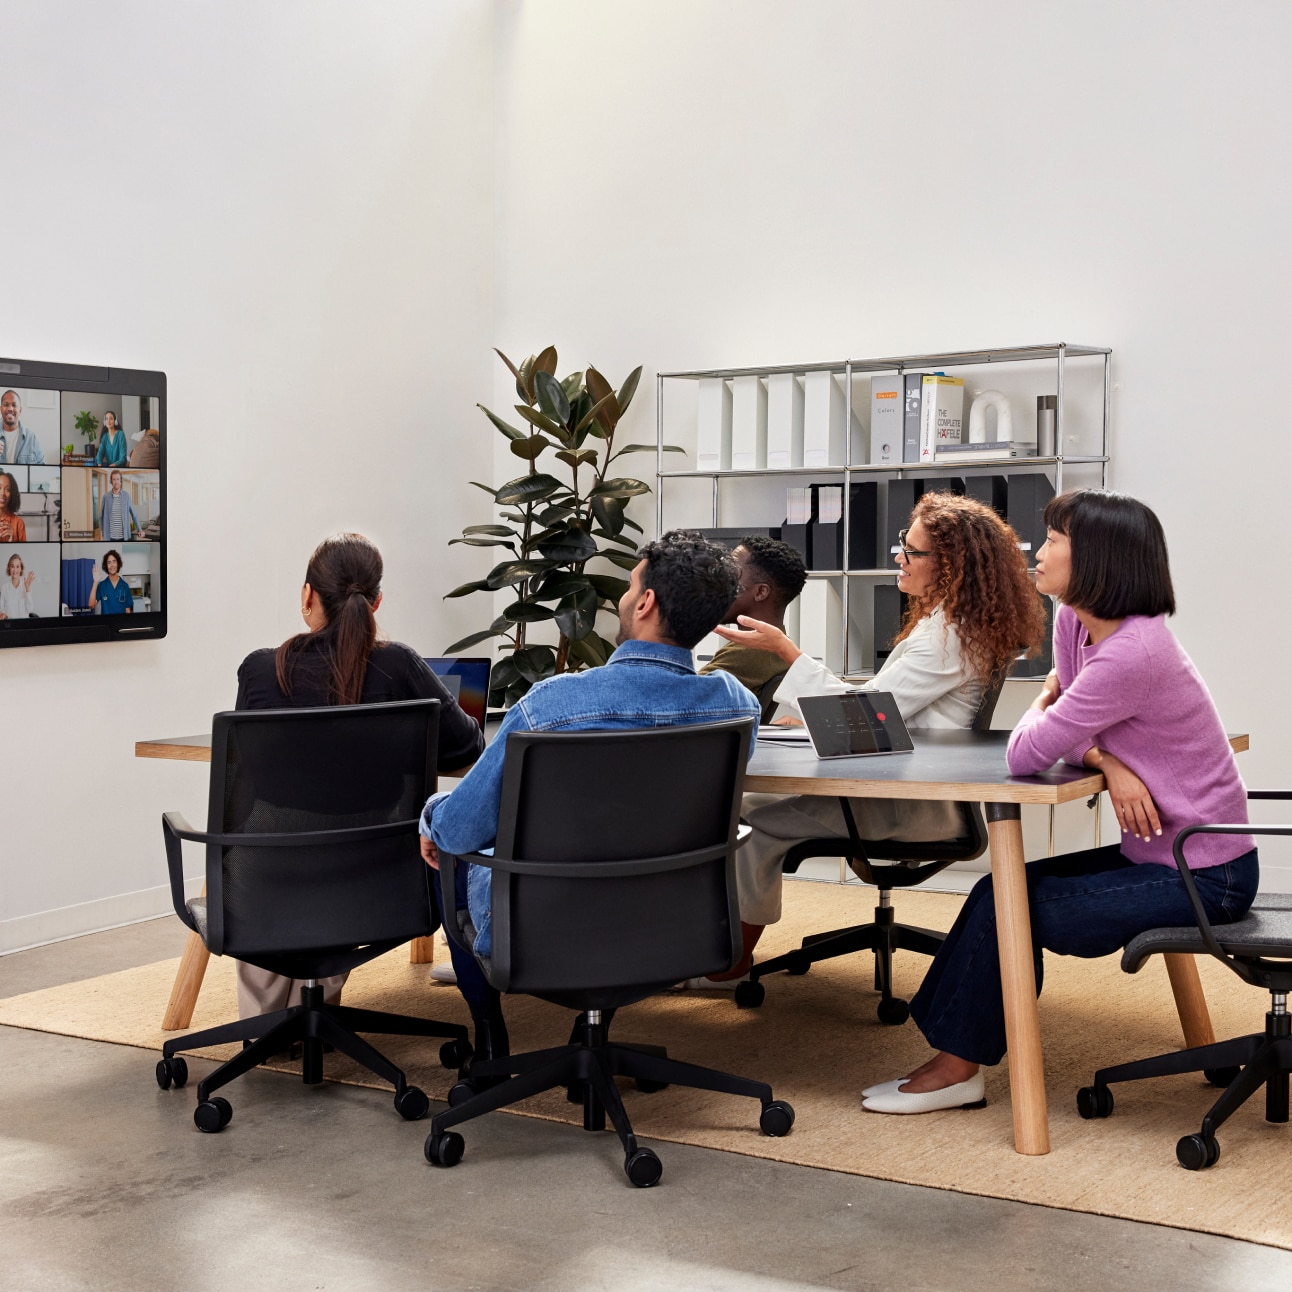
[798,691,914,758]
[424,656,491,731]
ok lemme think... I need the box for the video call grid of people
[0,386,162,622]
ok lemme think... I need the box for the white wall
[0,0,496,949]
[493,0,1292,887]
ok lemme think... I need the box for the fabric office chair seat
[154,701,469,1133]
[734,667,1008,1022]
[1076,791,1292,1169]
[425,720,795,1187]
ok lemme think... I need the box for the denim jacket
[0,422,45,465]
[420,638,761,955]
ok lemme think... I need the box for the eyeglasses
[895,529,933,561]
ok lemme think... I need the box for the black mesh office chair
[153,701,470,1133]
[425,720,795,1187]
[1077,791,1292,1170]
[735,668,1008,1022]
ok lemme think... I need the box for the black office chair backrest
[204,700,440,956]
[486,720,754,996]
[756,670,789,724]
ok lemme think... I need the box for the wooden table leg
[986,804,1050,1155]
[409,936,436,964]
[162,927,211,1031]
[1163,952,1216,1048]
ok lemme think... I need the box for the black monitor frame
[0,356,166,648]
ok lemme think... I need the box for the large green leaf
[556,448,599,469]
[449,536,518,550]
[560,371,584,400]
[495,473,564,506]
[470,481,499,498]
[510,435,551,461]
[589,477,651,499]
[617,365,643,414]
[444,626,507,653]
[518,353,536,403]
[477,403,526,442]
[443,578,492,599]
[555,585,599,640]
[585,572,629,601]
[502,599,557,623]
[490,656,522,690]
[567,633,609,667]
[599,549,641,571]
[494,348,526,402]
[534,370,571,426]
[537,527,599,564]
[515,405,570,442]
[463,524,517,537]
[532,570,592,600]
[511,644,557,683]
[484,558,558,589]
[591,494,625,535]
[573,390,619,437]
[592,529,636,549]
[534,345,558,379]
[615,443,686,455]
[536,503,577,526]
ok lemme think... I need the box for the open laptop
[797,691,915,760]
[423,656,491,731]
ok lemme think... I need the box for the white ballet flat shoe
[860,1077,906,1100]
[862,1072,986,1114]
[680,973,748,990]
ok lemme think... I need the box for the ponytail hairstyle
[275,532,382,705]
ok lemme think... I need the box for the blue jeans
[909,844,1260,1067]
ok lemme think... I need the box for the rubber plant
[443,346,682,708]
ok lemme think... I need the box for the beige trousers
[234,962,348,1019]
[735,792,964,925]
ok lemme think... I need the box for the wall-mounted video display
[0,359,166,646]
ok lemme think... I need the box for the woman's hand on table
[712,616,802,665]
[1090,749,1162,841]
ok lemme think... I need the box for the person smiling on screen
[94,411,128,466]
[0,390,45,465]
[0,552,36,619]
[861,490,1257,1115]
[697,493,1045,988]
[88,549,133,614]
[0,472,26,543]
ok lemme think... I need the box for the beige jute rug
[1,884,1288,1248]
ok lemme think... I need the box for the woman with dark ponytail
[233,532,485,1018]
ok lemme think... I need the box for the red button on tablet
[876,712,886,722]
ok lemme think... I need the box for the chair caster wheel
[1076,1084,1114,1120]
[635,1078,669,1094]
[395,1086,430,1121]
[734,979,765,1009]
[440,1038,472,1070]
[156,1056,188,1090]
[1204,1065,1241,1089]
[785,951,811,976]
[425,1130,464,1167]
[876,997,910,1026]
[194,1096,232,1133]
[1176,1133,1220,1170]
[447,1080,479,1109]
[624,1147,662,1188]
[760,1099,795,1137]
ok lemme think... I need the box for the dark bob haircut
[102,549,123,575]
[636,529,741,649]
[1043,490,1175,619]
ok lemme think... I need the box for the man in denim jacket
[420,530,760,1062]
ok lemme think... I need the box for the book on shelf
[731,375,767,470]
[936,440,1036,463]
[803,371,845,467]
[919,374,964,463]
[809,483,844,570]
[697,377,732,471]
[785,485,813,525]
[766,373,804,469]
[869,375,902,465]
[902,372,926,462]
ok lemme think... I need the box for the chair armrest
[162,812,201,935]
[436,851,471,956]
[1173,822,1292,962]
[451,841,732,880]
[160,816,420,849]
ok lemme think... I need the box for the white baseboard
[0,874,203,956]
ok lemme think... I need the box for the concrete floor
[3,921,1292,1292]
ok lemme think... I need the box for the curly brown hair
[892,492,1046,682]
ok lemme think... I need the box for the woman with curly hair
[686,491,1046,988]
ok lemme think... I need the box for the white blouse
[0,579,34,619]
[773,605,983,730]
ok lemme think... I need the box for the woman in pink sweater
[862,490,1257,1115]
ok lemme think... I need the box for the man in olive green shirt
[700,534,807,717]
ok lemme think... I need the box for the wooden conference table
[139,727,1248,1156]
